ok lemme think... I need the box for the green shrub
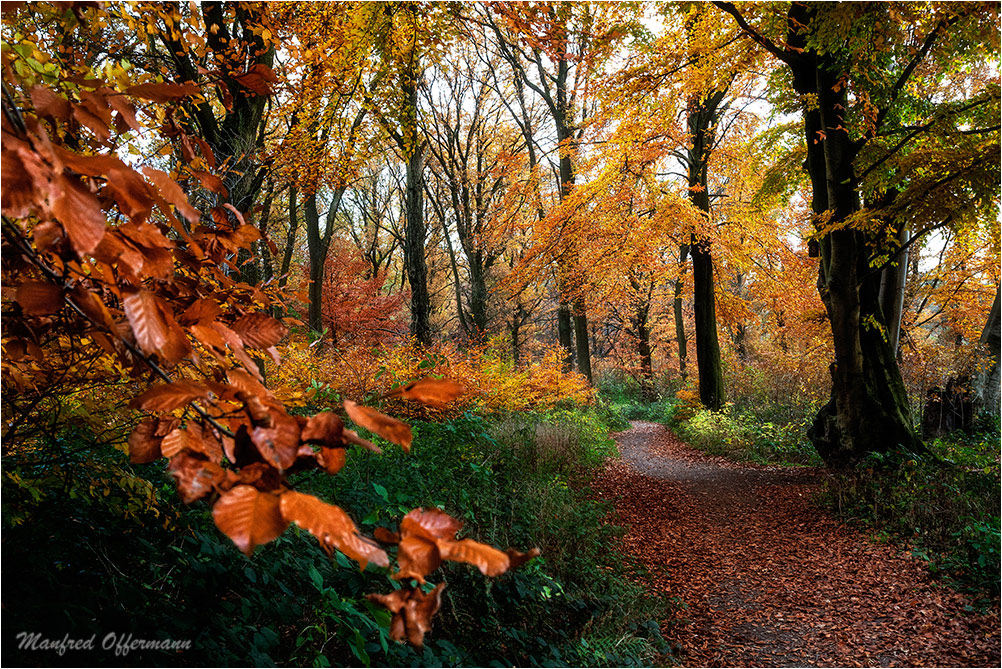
[824,443,1001,600]
[674,406,821,466]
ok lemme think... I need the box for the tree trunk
[673,268,689,380]
[791,44,922,467]
[878,223,909,357]
[573,298,592,383]
[305,192,326,336]
[630,275,655,400]
[687,93,726,411]
[278,187,299,289]
[404,143,432,347]
[973,287,1000,416]
[557,299,574,371]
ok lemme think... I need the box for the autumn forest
[2,1,1000,667]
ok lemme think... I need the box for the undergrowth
[2,404,671,667]
[823,420,1001,601]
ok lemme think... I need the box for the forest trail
[592,421,1000,668]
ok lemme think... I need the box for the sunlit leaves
[212,486,288,556]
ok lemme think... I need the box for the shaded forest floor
[592,421,1001,668]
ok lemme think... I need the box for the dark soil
[592,421,1001,668]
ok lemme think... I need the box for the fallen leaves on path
[591,421,1000,667]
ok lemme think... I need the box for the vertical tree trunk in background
[673,248,689,383]
[878,211,909,357]
[304,193,327,336]
[630,274,655,400]
[573,298,592,382]
[687,92,726,411]
[398,62,432,348]
[974,288,1001,416]
[278,187,299,289]
[557,299,574,370]
[468,255,489,341]
[404,142,432,346]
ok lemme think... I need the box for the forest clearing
[2,1,999,667]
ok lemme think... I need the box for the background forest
[2,1,999,667]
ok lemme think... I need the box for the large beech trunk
[784,14,922,467]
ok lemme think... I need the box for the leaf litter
[591,421,1000,667]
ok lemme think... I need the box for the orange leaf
[168,451,223,503]
[192,170,228,197]
[343,400,412,452]
[212,485,288,556]
[401,508,462,541]
[279,491,389,570]
[231,312,287,349]
[388,378,466,408]
[128,417,178,464]
[142,166,200,223]
[342,428,382,454]
[250,411,300,471]
[122,289,169,357]
[367,584,446,647]
[126,81,201,102]
[505,547,542,569]
[52,175,106,255]
[129,381,209,412]
[439,538,509,577]
[15,282,62,315]
[301,412,344,448]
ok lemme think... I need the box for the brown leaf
[343,400,412,452]
[388,378,466,409]
[231,312,287,349]
[15,282,62,315]
[168,451,223,503]
[279,491,389,570]
[250,410,300,471]
[178,298,222,325]
[128,417,178,464]
[129,381,208,412]
[374,527,401,544]
[122,289,168,356]
[142,166,200,223]
[440,538,509,577]
[232,63,278,96]
[301,412,344,448]
[367,584,446,647]
[505,547,541,569]
[107,94,141,132]
[192,170,228,197]
[126,81,201,102]
[160,426,192,458]
[401,508,462,541]
[30,85,71,122]
[212,485,288,556]
[317,447,347,475]
[342,428,382,454]
[52,174,106,255]
[394,535,442,583]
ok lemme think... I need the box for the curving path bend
[591,421,1000,668]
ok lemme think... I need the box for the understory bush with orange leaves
[270,336,595,418]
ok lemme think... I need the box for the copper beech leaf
[15,282,62,315]
[127,417,179,463]
[212,485,288,556]
[142,166,200,223]
[168,451,223,503]
[122,289,169,357]
[231,312,287,349]
[505,547,542,569]
[439,538,509,577]
[343,400,412,452]
[126,81,201,102]
[342,428,382,454]
[250,411,300,471]
[301,412,344,448]
[386,378,466,409]
[367,584,445,647]
[279,491,389,570]
[129,381,209,412]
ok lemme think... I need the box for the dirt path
[592,421,1000,668]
